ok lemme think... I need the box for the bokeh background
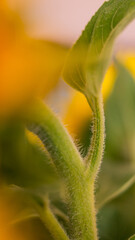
[7,0,135,46]
[0,1,135,240]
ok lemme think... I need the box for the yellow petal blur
[101,64,116,101]
[0,1,67,118]
[117,52,135,79]
[63,91,91,135]
[0,187,31,240]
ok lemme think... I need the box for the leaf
[96,62,135,239]
[99,175,135,209]
[0,121,59,191]
[96,160,135,209]
[129,234,135,240]
[0,185,53,240]
[0,185,38,226]
[97,183,135,240]
[105,62,135,164]
[63,0,135,106]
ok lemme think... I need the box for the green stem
[52,206,69,223]
[128,234,135,240]
[67,181,98,240]
[27,99,84,182]
[39,204,69,240]
[85,94,105,181]
[27,99,99,240]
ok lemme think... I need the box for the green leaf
[97,183,135,240]
[105,62,135,164]
[0,185,39,225]
[0,185,53,240]
[63,0,135,105]
[129,234,135,240]
[0,121,59,191]
[95,62,135,239]
[96,160,135,209]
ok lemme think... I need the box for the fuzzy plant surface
[1,0,135,240]
[26,0,135,239]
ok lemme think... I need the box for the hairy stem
[27,99,99,240]
[67,181,98,240]
[85,94,105,181]
[27,99,84,182]
[39,204,69,240]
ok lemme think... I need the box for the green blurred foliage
[1,62,135,239]
[0,120,61,239]
[97,183,135,240]
[0,185,53,240]
[97,64,135,239]
[77,63,135,239]
[0,120,59,191]
[105,63,135,165]
[129,234,135,240]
